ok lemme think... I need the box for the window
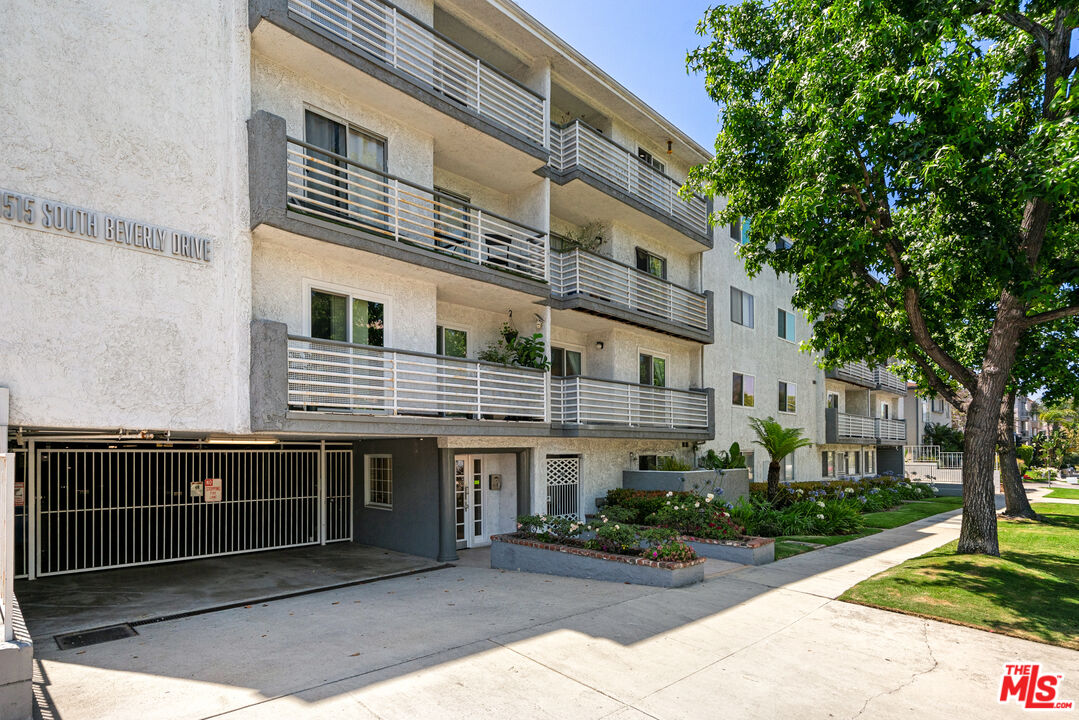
[836,451,848,476]
[865,450,876,475]
[310,288,385,346]
[731,287,755,328]
[434,187,470,252]
[778,309,796,342]
[821,451,834,477]
[639,353,666,387]
[732,372,755,407]
[783,453,794,481]
[852,450,861,475]
[638,455,674,471]
[304,110,388,232]
[775,238,792,251]
[637,147,664,173]
[364,454,393,509]
[778,381,797,413]
[827,392,840,409]
[436,326,468,358]
[730,216,750,244]
[551,346,582,377]
[880,402,890,420]
[635,248,667,279]
[744,451,755,481]
[931,396,945,413]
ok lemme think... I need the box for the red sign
[13,482,24,508]
[1000,664,1073,710]
[204,478,222,503]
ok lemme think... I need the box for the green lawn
[775,529,883,560]
[841,503,1079,649]
[861,497,965,529]
[1045,488,1079,500]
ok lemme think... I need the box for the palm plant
[747,416,813,504]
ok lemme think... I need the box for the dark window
[551,346,582,377]
[635,248,667,279]
[731,287,755,328]
[639,354,666,387]
[732,372,755,407]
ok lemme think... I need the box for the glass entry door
[454,455,488,548]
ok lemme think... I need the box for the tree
[689,1,1079,555]
[747,417,812,503]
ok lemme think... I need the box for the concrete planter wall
[622,468,749,504]
[490,534,704,588]
[681,536,774,565]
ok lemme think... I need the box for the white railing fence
[940,451,964,469]
[288,336,547,421]
[286,138,548,282]
[550,249,709,331]
[904,445,941,463]
[550,121,709,235]
[877,417,907,443]
[831,361,876,385]
[0,455,12,641]
[875,367,907,394]
[291,0,545,144]
[837,412,876,440]
[551,377,709,429]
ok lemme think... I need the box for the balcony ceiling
[252,21,546,194]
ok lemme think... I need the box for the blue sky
[514,0,721,151]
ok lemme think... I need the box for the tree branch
[997,10,1050,51]
[1024,304,1079,326]
[908,350,968,412]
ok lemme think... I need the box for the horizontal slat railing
[290,0,545,144]
[837,412,877,440]
[550,122,709,236]
[551,376,710,429]
[285,138,548,282]
[550,249,709,331]
[288,336,547,420]
[875,367,907,394]
[832,361,875,386]
[877,417,906,442]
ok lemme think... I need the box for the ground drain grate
[55,624,138,651]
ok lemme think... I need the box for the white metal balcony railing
[287,336,547,420]
[904,444,941,464]
[550,249,709,331]
[831,360,875,386]
[877,417,906,442]
[837,412,877,440]
[875,367,907,394]
[286,138,548,282]
[551,377,710,429]
[550,121,709,236]
[291,0,545,145]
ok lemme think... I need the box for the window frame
[304,279,392,347]
[730,287,755,328]
[634,247,668,280]
[303,106,388,171]
[778,380,797,414]
[732,371,756,407]
[638,350,669,387]
[436,323,470,358]
[364,454,393,510]
[827,392,841,410]
[551,344,584,378]
[777,308,796,343]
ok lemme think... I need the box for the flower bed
[678,534,775,565]
[490,533,705,587]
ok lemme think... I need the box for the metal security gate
[27,444,353,578]
[545,455,580,520]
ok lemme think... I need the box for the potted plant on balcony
[477,323,550,421]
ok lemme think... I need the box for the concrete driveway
[33,508,1079,720]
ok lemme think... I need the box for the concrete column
[436,448,459,562]
[515,449,532,517]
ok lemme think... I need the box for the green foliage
[748,476,936,507]
[923,423,964,454]
[642,541,697,563]
[560,221,606,253]
[1016,445,1035,465]
[699,442,746,470]
[479,323,550,371]
[515,514,584,543]
[731,496,866,537]
[595,504,638,524]
[646,492,744,540]
[1017,458,1028,476]
[604,489,698,524]
[655,456,693,472]
[747,416,812,501]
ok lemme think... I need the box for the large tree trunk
[767,460,781,504]
[959,397,1001,554]
[998,389,1038,519]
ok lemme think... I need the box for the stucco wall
[0,0,252,432]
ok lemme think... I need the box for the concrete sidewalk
[32,506,1079,720]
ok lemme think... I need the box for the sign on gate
[204,478,222,503]
[13,482,23,508]
[189,480,204,498]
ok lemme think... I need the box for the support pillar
[437,449,459,562]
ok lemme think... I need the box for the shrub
[748,475,933,507]
[731,496,866,536]
[516,514,584,543]
[699,443,746,470]
[604,489,698,523]
[596,505,638,523]
[817,498,866,534]
[656,456,693,472]
[642,541,697,563]
[586,521,641,553]
[1016,459,1027,476]
[1016,445,1035,465]
[647,492,744,540]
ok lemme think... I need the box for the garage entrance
[16,442,354,579]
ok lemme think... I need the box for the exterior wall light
[595,341,604,350]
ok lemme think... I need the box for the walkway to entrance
[17,544,443,642]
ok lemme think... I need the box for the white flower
[844,487,854,493]
[795,488,804,495]
[705,493,715,502]
[816,501,825,508]
[694,502,700,508]
[603,517,608,523]
[665,491,674,497]
[816,514,825,520]
[614,525,620,530]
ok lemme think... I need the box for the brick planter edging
[491,533,705,569]
[678,534,774,549]
[678,534,775,565]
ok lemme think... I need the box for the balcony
[548,121,711,248]
[551,376,713,439]
[249,112,549,295]
[875,367,907,395]
[549,248,713,343]
[825,360,876,389]
[825,408,906,446]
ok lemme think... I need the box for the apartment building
[817,361,907,478]
[1014,395,1043,444]
[0,0,726,581]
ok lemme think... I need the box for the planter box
[490,534,704,588]
[681,535,774,565]
[622,468,749,504]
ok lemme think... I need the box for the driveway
[33,508,1079,719]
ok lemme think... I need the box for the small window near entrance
[639,353,666,387]
[638,455,676,471]
[551,346,582,377]
[635,247,667,279]
[311,288,385,346]
[364,454,393,510]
